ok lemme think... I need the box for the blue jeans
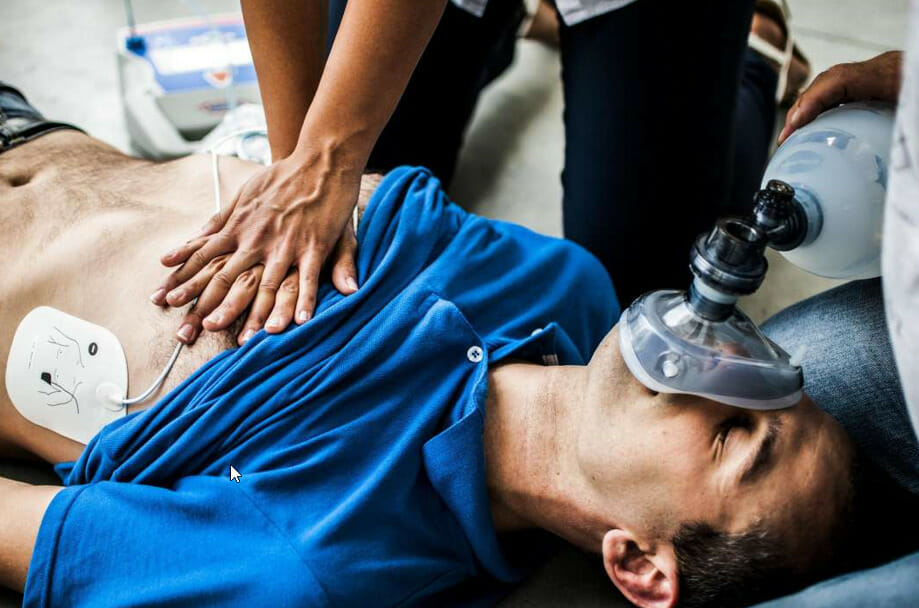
[754,552,919,608]
[0,81,82,153]
[756,279,919,607]
[763,279,919,493]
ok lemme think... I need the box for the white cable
[211,146,222,214]
[207,128,268,215]
[121,341,184,406]
[117,129,265,407]
[207,128,269,152]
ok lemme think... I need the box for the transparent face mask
[616,104,895,411]
[618,290,804,409]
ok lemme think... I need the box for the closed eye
[739,416,782,485]
[714,414,753,458]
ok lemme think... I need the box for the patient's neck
[484,363,605,548]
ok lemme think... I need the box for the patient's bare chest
[0,172,237,413]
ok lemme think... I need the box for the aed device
[117,12,261,158]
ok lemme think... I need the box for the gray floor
[0,1,908,607]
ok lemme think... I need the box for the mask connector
[620,179,810,410]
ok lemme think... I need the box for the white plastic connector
[96,383,127,412]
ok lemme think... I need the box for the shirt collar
[421,323,585,582]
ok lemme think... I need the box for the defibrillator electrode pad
[5,307,128,444]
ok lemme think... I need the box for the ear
[601,529,678,608]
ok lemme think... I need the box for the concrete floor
[0,1,909,607]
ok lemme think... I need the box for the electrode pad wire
[208,129,270,214]
[118,129,267,407]
[121,340,184,406]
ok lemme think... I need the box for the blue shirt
[24,167,618,608]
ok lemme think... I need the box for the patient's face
[579,326,854,559]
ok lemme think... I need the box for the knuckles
[236,268,259,289]
[211,271,235,290]
[259,279,281,292]
[188,248,212,270]
[824,64,847,80]
[206,254,229,272]
[280,276,299,294]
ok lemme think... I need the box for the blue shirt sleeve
[352,167,464,300]
[24,479,331,608]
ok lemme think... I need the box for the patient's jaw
[484,324,854,608]
[571,326,855,607]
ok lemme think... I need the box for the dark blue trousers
[329,0,772,306]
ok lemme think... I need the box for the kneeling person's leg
[762,279,919,494]
[753,551,919,608]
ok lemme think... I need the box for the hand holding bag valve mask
[5,307,128,444]
[619,102,894,410]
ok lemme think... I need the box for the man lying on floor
[0,84,856,608]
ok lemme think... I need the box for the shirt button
[467,345,484,363]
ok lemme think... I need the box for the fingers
[199,205,233,237]
[267,271,301,333]
[234,254,290,340]
[777,108,797,145]
[159,254,229,308]
[295,247,324,325]
[238,285,275,346]
[236,235,351,343]
[183,249,261,335]
[159,205,231,267]
[778,52,905,145]
[175,306,205,345]
[778,68,848,144]
[238,269,299,345]
[202,265,264,332]
[159,235,207,269]
[330,225,359,295]
[153,234,237,303]
[174,262,267,346]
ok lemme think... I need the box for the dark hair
[672,522,802,608]
[670,451,919,608]
[671,462,859,608]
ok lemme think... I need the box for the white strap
[747,32,786,64]
[775,33,795,104]
[517,0,542,37]
[748,32,795,103]
[749,0,797,103]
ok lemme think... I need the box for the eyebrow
[740,415,782,485]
